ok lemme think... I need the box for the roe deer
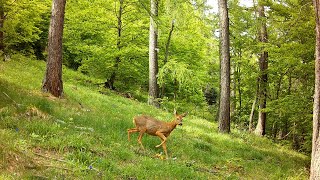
[127,110,188,159]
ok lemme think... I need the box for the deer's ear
[181,112,188,117]
[174,108,177,116]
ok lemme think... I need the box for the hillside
[0,56,310,179]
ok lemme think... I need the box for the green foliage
[2,0,51,56]
[62,0,215,110]
[64,0,149,90]
[226,0,315,152]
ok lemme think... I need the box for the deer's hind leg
[155,132,167,148]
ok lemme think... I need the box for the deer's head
[174,109,188,126]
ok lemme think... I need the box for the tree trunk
[106,0,123,90]
[0,1,5,60]
[218,0,230,133]
[272,121,278,139]
[230,61,236,120]
[164,20,174,65]
[288,73,292,95]
[160,19,175,98]
[249,95,257,132]
[254,3,268,136]
[311,139,320,179]
[42,0,66,97]
[310,0,320,178]
[148,0,160,108]
[276,73,283,99]
[237,62,242,118]
[236,50,242,119]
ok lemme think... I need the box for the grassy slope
[0,55,309,179]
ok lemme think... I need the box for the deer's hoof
[155,145,161,148]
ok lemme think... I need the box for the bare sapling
[127,110,188,159]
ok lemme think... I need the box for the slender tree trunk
[0,1,5,60]
[160,20,175,98]
[249,95,257,132]
[254,3,268,136]
[42,0,66,97]
[276,73,283,99]
[237,50,242,118]
[218,0,230,133]
[310,0,320,178]
[230,61,236,120]
[173,78,178,102]
[272,121,278,139]
[164,20,174,65]
[288,73,292,95]
[106,0,123,90]
[249,75,259,132]
[148,0,160,108]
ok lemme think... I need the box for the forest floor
[0,55,310,179]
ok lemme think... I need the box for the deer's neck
[167,120,178,130]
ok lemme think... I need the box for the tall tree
[42,0,66,97]
[254,2,268,136]
[105,0,124,90]
[311,0,320,178]
[148,0,160,107]
[160,19,174,97]
[218,0,231,133]
[0,0,5,58]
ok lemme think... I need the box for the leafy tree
[157,0,214,112]
[64,0,149,91]
[228,0,258,130]
[226,0,314,152]
[264,0,314,150]
[0,0,51,59]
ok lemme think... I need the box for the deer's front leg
[127,128,139,141]
[138,129,146,149]
[155,132,167,148]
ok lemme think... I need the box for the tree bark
[106,0,124,90]
[160,20,175,98]
[288,73,292,95]
[276,73,283,99]
[249,95,257,132]
[164,20,174,65]
[42,0,66,97]
[148,0,160,108]
[254,3,268,136]
[218,0,230,133]
[231,61,236,120]
[0,1,5,60]
[237,59,242,118]
[249,76,259,132]
[310,0,320,178]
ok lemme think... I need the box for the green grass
[0,55,310,179]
